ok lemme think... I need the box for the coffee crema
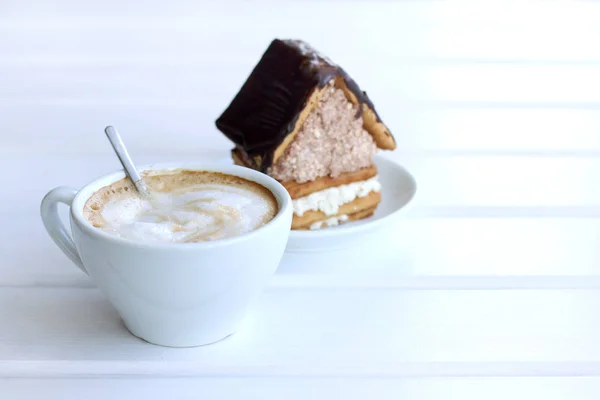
[84,170,278,243]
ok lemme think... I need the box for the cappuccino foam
[84,170,278,243]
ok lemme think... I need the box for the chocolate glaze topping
[215,39,386,172]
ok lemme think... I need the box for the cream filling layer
[309,214,349,230]
[292,176,381,217]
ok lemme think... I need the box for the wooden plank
[280,218,600,278]
[4,217,600,287]
[0,288,599,374]
[401,155,600,207]
[4,64,600,105]
[1,1,600,62]
[3,105,600,153]
[2,377,600,400]
[396,108,600,152]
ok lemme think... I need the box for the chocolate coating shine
[215,39,384,172]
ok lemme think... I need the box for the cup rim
[70,161,292,250]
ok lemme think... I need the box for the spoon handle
[104,126,150,196]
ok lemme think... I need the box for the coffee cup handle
[40,187,87,274]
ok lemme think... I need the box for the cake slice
[216,39,396,230]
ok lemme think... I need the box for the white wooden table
[2,1,600,398]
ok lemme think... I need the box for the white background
[1,0,600,398]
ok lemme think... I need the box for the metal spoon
[104,125,151,198]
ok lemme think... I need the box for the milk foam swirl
[86,173,278,243]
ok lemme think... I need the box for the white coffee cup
[40,162,293,347]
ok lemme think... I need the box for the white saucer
[285,156,417,253]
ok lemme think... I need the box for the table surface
[2,1,600,399]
